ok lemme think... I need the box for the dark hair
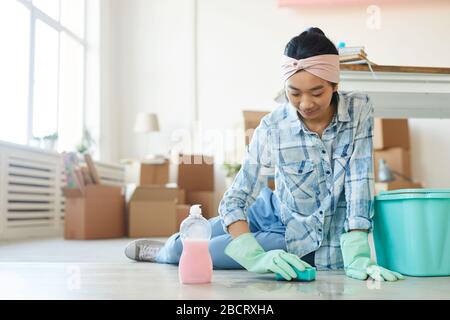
[284,27,339,108]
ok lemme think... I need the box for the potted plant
[75,128,96,157]
[42,132,58,151]
[222,162,241,188]
[30,136,42,148]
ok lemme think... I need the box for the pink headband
[281,54,340,83]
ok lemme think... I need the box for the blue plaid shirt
[218,91,375,270]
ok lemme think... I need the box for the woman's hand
[340,231,405,281]
[225,232,312,281]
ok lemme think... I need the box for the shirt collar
[336,92,350,122]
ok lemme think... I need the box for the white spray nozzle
[189,204,202,216]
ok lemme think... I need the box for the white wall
[101,0,450,200]
[107,0,196,156]
[99,0,120,163]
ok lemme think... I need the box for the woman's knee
[155,233,183,264]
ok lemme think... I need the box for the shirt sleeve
[218,116,274,233]
[344,96,375,232]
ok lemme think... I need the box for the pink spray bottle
[178,204,213,284]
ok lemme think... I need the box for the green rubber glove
[340,231,405,281]
[224,233,312,281]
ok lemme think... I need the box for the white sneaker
[124,239,165,262]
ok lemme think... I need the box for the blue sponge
[275,266,316,282]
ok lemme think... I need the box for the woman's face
[285,70,337,121]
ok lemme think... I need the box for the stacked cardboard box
[128,185,186,237]
[124,159,170,186]
[373,118,422,193]
[178,154,216,220]
[140,160,170,185]
[242,110,270,146]
[127,154,217,237]
[126,157,177,237]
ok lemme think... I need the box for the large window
[0,0,86,152]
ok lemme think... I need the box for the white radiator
[0,140,125,240]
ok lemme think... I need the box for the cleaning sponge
[275,266,317,282]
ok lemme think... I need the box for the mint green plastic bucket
[373,189,450,277]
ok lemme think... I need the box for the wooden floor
[0,238,449,300]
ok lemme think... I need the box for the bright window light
[58,32,84,152]
[32,19,59,139]
[0,1,30,145]
[0,0,90,152]
[32,0,60,21]
[60,0,85,38]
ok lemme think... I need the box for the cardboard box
[140,160,169,185]
[374,118,410,150]
[63,185,125,240]
[178,188,186,205]
[374,148,411,182]
[185,191,217,219]
[375,181,423,194]
[128,185,185,237]
[176,204,191,227]
[178,154,214,192]
[243,110,269,145]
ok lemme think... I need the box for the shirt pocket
[332,142,353,173]
[280,160,318,199]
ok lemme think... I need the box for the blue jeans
[155,186,315,269]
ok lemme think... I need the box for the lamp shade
[134,112,160,133]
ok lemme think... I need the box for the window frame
[16,0,87,148]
